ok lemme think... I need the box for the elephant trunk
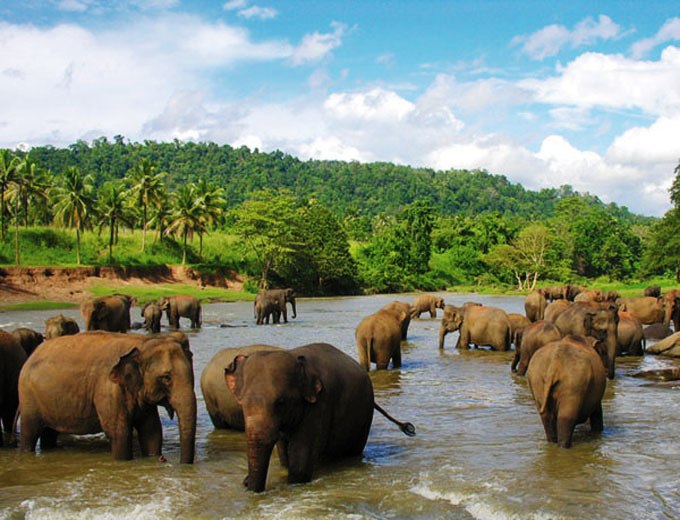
[170,382,197,464]
[245,430,276,492]
[438,325,448,350]
[605,332,617,380]
[290,299,297,319]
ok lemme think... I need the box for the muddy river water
[1,293,679,519]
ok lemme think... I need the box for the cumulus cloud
[223,1,277,20]
[607,116,680,164]
[513,15,621,60]
[290,22,347,65]
[631,17,680,58]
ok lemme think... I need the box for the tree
[402,199,435,274]
[98,181,132,264]
[193,178,226,257]
[0,149,20,240]
[165,184,205,265]
[51,166,96,265]
[128,158,166,253]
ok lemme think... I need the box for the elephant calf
[411,295,445,319]
[439,304,511,351]
[159,295,202,329]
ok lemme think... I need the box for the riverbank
[0,265,249,309]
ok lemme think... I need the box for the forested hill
[28,137,648,223]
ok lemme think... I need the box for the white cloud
[239,6,277,19]
[223,0,248,10]
[290,22,346,65]
[607,116,680,164]
[514,15,621,60]
[297,137,367,162]
[631,17,680,58]
[56,0,90,12]
[324,88,414,122]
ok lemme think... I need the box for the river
[1,293,679,519]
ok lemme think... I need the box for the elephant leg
[456,329,469,350]
[276,439,289,468]
[19,414,42,452]
[286,438,319,485]
[589,403,604,433]
[556,415,576,448]
[429,306,436,318]
[391,347,402,369]
[540,410,558,443]
[136,410,163,457]
[39,427,59,450]
[109,424,134,461]
[511,349,520,372]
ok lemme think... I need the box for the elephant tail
[539,366,558,415]
[373,402,416,437]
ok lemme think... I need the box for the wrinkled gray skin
[439,304,511,351]
[411,295,445,319]
[0,330,27,446]
[507,313,531,347]
[200,345,282,430]
[355,308,408,370]
[525,290,548,322]
[617,312,645,356]
[643,323,673,340]
[159,295,202,329]
[11,327,44,358]
[527,335,608,448]
[512,320,562,376]
[225,343,374,492]
[80,294,134,332]
[44,314,80,339]
[19,331,196,463]
[141,302,162,334]
[616,297,664,325]
[382,301,413,339]
[255,289,297,324]
[544,300,571,323]
[554,302,619,379]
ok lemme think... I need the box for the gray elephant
[44,314,80,339]
[19,331,196,463]
[617,311,645,356]
[159,295,201,329]
[616,296,664,325]
[80,294,135,332]
[507,312,531,347]
[355,306,409,370]
[643,322,673,340]
[662,289,680,331]
[141,302,162,334]
[0,330,27,446]
[525,289,548,322]
[255,288,296,324]
[439,304,511,351]
[544,300,571,323]
[200,345,282,430]
[644,285,661,297]
[382,301,413,339]
[224,343,414,492]
[11,327,43,357]
[411,295,445,319]
[527,335,608,448]
[553,302,619,379]
[512,320,562,375]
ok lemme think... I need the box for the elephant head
[139,336,196,464]
[224,350,322,492]
[439,305,464,349]
[44,314,80,339]
[283,288,297,319]
[662,290,680,328]
[582,304,619,380]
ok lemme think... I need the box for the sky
[1,1,679,216]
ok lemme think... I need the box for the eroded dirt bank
[0,266,244,305]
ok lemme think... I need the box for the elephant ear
[297,355,323,404]
[110,347,142,394]
[225,355,248,403]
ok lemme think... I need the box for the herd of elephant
[2,284,679,491]
[0,288,413,493]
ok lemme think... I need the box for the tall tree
[128,158,166,253]
[52,166,95,265]
[98,181,131,264]
[193,178,226,257]
[0,149,20,240]
[165,184,204,265]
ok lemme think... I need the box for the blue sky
[1,1,679,216]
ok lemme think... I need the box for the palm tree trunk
[13,197,20,265]
[1,183,6,240]
[141,205,147,252]
[182,226,188,265]
[109,217,115,264]
[76,227,81,265]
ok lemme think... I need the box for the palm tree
[148,190,172,245]
[165,184,205,265]
[127,158,166,253]
[98,181,132,264]
[52,166,96,265]
[193,178,226,257]
[9,156,50,228]
[0,149,20,240]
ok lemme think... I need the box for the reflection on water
[2,293,680,519]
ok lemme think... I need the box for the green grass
[89,283,254,306]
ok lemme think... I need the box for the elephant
[224,343,414,492]
[511,320,561,376]
[254,288,297,325]
[0,330,27,446]
[544,286,567,302]
[201,345,283,430]
[439,304,511,351]
[525,289,548,322]
[141,302,162,334]
[662,289,680,331]
[411,295,445,319]
[382,301,413,339]
[643,322,673,340]
[574,289,605,303]
[553,302,619,379]
[507,312,531,347]
[616,296,664,325]
[80,294,135,332]
[646,331,680,357]
[526,335,608,448]
[159,295,202,329]
[644,285,662,297]
[44,314,80,339]
[11,327,43,357]
[355,307,408,370]
[19,331,196,463]
[617,311,645,356]
[544,300,571,323]
[565,284,583,301]
[254,292,283,325]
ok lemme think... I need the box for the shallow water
[1,293,679,519]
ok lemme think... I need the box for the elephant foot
[158,455,167,463]
[242,475,249,487]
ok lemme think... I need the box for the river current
[1,293,679,519]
